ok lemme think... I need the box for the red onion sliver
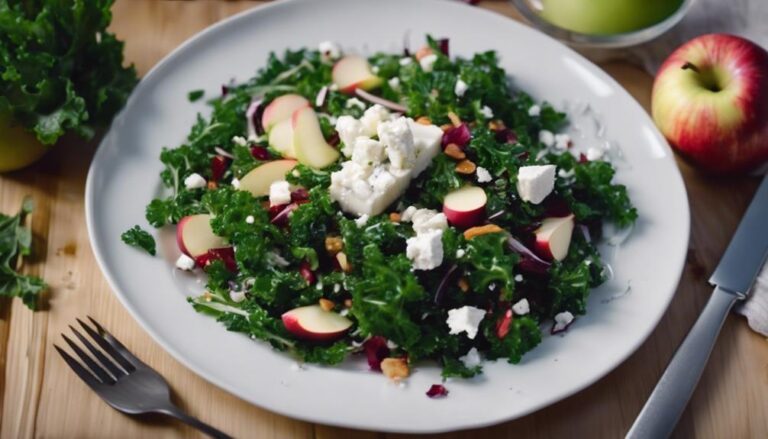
[507,235,551,267]
[487,210,505,221]
[578,224,591,243]
[315,85,329,108]
[246,98,264,138]
[214,146,235,159]
[354,88,408,113]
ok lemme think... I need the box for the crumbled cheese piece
[399,57,413,66]
[335,116,366,156]
[558,168,575,179]
[514,274,523,282]
[446,306,486,339]
[245,215,255,224]
[456,248,466,258]
[378,117,415,170]
[267,251,290,267]
[476,166,492,183]
[512,298,530,315]
[359,104,391,137]
[406,229,444,270]
[539,130,555,147]
[329,83,339,91]
[528,105,541,117]
[516,165,556,204]
[318,41,341,60]
[352,137,387,167]
[554,133,571,150]
[355,214,369,227]
[586,147,604,161]
[371,65,380,74]
[231,177,241,189]
[401,206,418,222]
[232,136,248,147]
[410,209,448,234]
[553,311,574,332]
[454,78,468,97]
[247,134,259,143]
[480,105,494,119]
[388,77,401,91]
[175,254,195,271]
[229,290,246,303]
[352,179,373,198]
[184,173,207,190]
[333,283,341,293]
[269,180,292,206]
[459,347,482,368]
[420,53,438,72]
[368,166,397,192]
[346,97,366,110]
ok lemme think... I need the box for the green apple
[540,0,683,35]
[0,112,48,173]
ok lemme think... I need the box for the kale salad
[125,36,636,386]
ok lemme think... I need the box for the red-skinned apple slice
[281,305,353,341]
[534,214,575,261]
[176,214,228,257]
[443,185,487,228]
[238,159,297,197]
[332,55,383,94]
[261,94,310,132]
[268,119,295,158]
[292,107,340,169]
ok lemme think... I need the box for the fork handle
[157,404,234,439]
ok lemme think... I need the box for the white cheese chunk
[512,298,530,315]
[406,229,444,270]
[245,215,255,224]
[454,78,468,97]
[553,311,575,332]
[346,97,366,110]
[351,137,387,167]
[419,53,438,72]
[232,136,248,147]
[355,214,369,227]
[446,306,486,339]
[554,133,571,150]
[528,105,541,117]
[359,104,392,136]
[269,180,292,206]
[329,162,410,216]
[586,147,604,161]
[539,130,555,148]
[410,209,448,234]
[407,119,443,176]
[517,165,556,204]
[400,205,418,222]
[399,57,413,66]
[476,166,492,183]
[456,248,466,258]
[318,41,341,60]
[388,77,401,91]
[459,347,482,368]
[229,290,246,303]
[335,116,366,157]
[175,254,195,271]
[184,173,206,190]
[378,117,415,170]
[231,177,241,189]
[480,105,494,119]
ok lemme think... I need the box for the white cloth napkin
[736,261,768,336]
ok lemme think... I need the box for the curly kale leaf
[120,225,156,256]
[0,198,46,309]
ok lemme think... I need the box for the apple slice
[534,214,575,261]
[268,119,295,158]
[292,107,340,169]
[443,185,487,228]
[332,55,383,94]
[261,94,310,132]
[238,159,298,197]
[176,214,228,257]
[281,305,353,341]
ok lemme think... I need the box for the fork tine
[69,325,127,379]
[62,334,115,384]
[77,317,135,372]
[86,316,144,368]
[54,344,102,389]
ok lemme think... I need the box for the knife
[626,175,768,439]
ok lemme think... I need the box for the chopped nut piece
[415,116,432,125]
[455,159,476,174]
[389,212,401,223]
[319,298,335,311]
[443,143,466,160]
[207,181,218,190]
[464,224,504,240]
[447,111,462,127]
[458,277,470,292]
[440,124,453,132]
[325,236,344,255]
[488,120,506,131]
[344,299,353,308]
[381,357,410,380]
[336,252,352,272]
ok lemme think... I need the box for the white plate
[86,0,689,433]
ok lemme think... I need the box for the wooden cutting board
[1,1,766,438]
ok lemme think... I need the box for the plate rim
[85,0,691,433]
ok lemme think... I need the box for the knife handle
[626,286,742,439]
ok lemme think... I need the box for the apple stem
[681,62,700,73]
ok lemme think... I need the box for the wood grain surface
[1,1,766,438]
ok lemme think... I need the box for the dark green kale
[0,198,46,310]
[120,225,156,256]
[187,89,205,102]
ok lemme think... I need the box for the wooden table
[1,1,766,438]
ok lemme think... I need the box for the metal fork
[55,317,233,439]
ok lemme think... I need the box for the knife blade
[709,175,768,296]
[628,175,768,439]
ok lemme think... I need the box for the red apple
[443,185,487,228]
[652,34,768,173]
[534,215,575,261]
[261,94,309,132]
[176,214,228,257]
[281,305,353,341]
[331,55,383,94]
[238,159,297,197]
